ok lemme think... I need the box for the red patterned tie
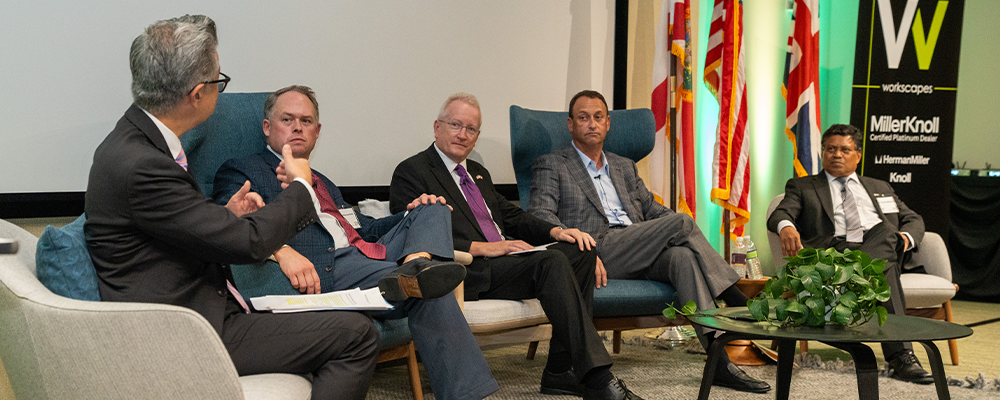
[312,174,386,260]
[174,150,250,313]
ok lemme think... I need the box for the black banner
[850,0,964,234]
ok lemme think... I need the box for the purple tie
[175,149,250,314]
[455,165,503,242]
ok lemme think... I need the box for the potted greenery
[666,247,891,327]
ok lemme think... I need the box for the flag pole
[669,52,678,211]
[723,211,731,260]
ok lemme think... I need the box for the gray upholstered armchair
[508,105,684,353]
[0,218,312,400]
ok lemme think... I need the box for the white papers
[509,242,557,255]
[250,287,393,313]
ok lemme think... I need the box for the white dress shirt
[268,147,350,250]
[572,142,632,227]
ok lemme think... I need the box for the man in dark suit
[85,16,377,400]
[390,93,644,400]
[767,123,933,384]
[527,90,769,394]
[212,85,497,400]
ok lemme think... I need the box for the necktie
[455,165,503,242]
[312,174,387,260]
[174,149,250,313]
[836,177,864,243]
[175,149,188,171]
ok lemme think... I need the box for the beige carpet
[366,337,1000,400]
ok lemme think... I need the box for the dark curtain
[949,176,1000,301]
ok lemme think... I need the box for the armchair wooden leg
[405,342,424,400]
[613,331,622,354]
[944,300,959,365]
[527,341,539,360]
[799,340,808,354]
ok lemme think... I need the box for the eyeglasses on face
[437,119,480,136]
[193,72,231,94]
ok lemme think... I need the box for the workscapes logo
[878,0,949,70]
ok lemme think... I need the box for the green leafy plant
[747,247,891,327]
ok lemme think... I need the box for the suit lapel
[559,147,605,216]
[607,154,642,221]
[127,104,197,186]
[423,146,483,238]
[859,176,887,220]
[811,172,836,224]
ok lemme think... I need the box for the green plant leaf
[831,265,851,285]
[790,278,804,294]
[802,270,823,294]
[774,299,789,321]
[838,291,858,309]
[680,301,697,315]
[805,311,825,326]
[869,258,887,274]
[785,300,803,315]
[748,298,769,321]
[876,306,888,326]
[833,305,853,325]
[804,297,826,317]
[850,274,870,286]
[874,284,891,303]
[816,262,835,281]
[664,307,676,318]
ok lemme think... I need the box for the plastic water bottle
[731,236,747,278]
[744,235,763,279]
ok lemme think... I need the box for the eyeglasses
[195,72,231,93]
[823,146,856,155]
[437,119,480,136]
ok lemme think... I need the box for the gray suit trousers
[598,213,739,309]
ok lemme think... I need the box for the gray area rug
[367,336,1000,399]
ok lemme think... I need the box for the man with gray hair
[391,93,645,400]
[213,85,499,400]
[85,15,379,399]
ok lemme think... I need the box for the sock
[544,352,573,374]
[582,366,614,390]
[718,285,749,307]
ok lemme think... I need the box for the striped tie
[836,177,864,243]
[175,148,250,313]
[313,174,387,260]
[175,149,188,171]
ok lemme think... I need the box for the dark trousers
[473,242,612,380]
[221,299,379,400]
[322,204,498,400]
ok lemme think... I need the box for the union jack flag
[783,0,822,177]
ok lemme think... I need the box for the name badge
[339,206,363,229]
[876,196,899,214]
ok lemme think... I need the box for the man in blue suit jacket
[213,85,498,400]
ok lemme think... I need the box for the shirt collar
[572,141,607,174]
[434,143,466,173]
[267,146,283,161]
[825,170,859,185]
[141,108,183,160]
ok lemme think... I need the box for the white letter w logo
[878,0,949,70]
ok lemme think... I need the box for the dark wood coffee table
[687,307,973,400]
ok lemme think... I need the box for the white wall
[0,0,616,193]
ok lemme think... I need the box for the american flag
[705,0,750,239]
[782,0,821,177]
[650,0,696,218]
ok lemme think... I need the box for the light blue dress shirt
[572,143,633,227]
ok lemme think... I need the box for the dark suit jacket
[766,171,924,262]
[85,104,317,334]
[212,150,403,290]
[390,144,555,297]
[528,146,673,241]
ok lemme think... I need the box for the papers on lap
[509,242,557,255]
[250,287,393,313]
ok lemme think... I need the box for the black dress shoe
[583,378,644,400]
[377,258,466,302]
[887,350,935,385]
[540,369,584,397]
[713,360,771,393]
